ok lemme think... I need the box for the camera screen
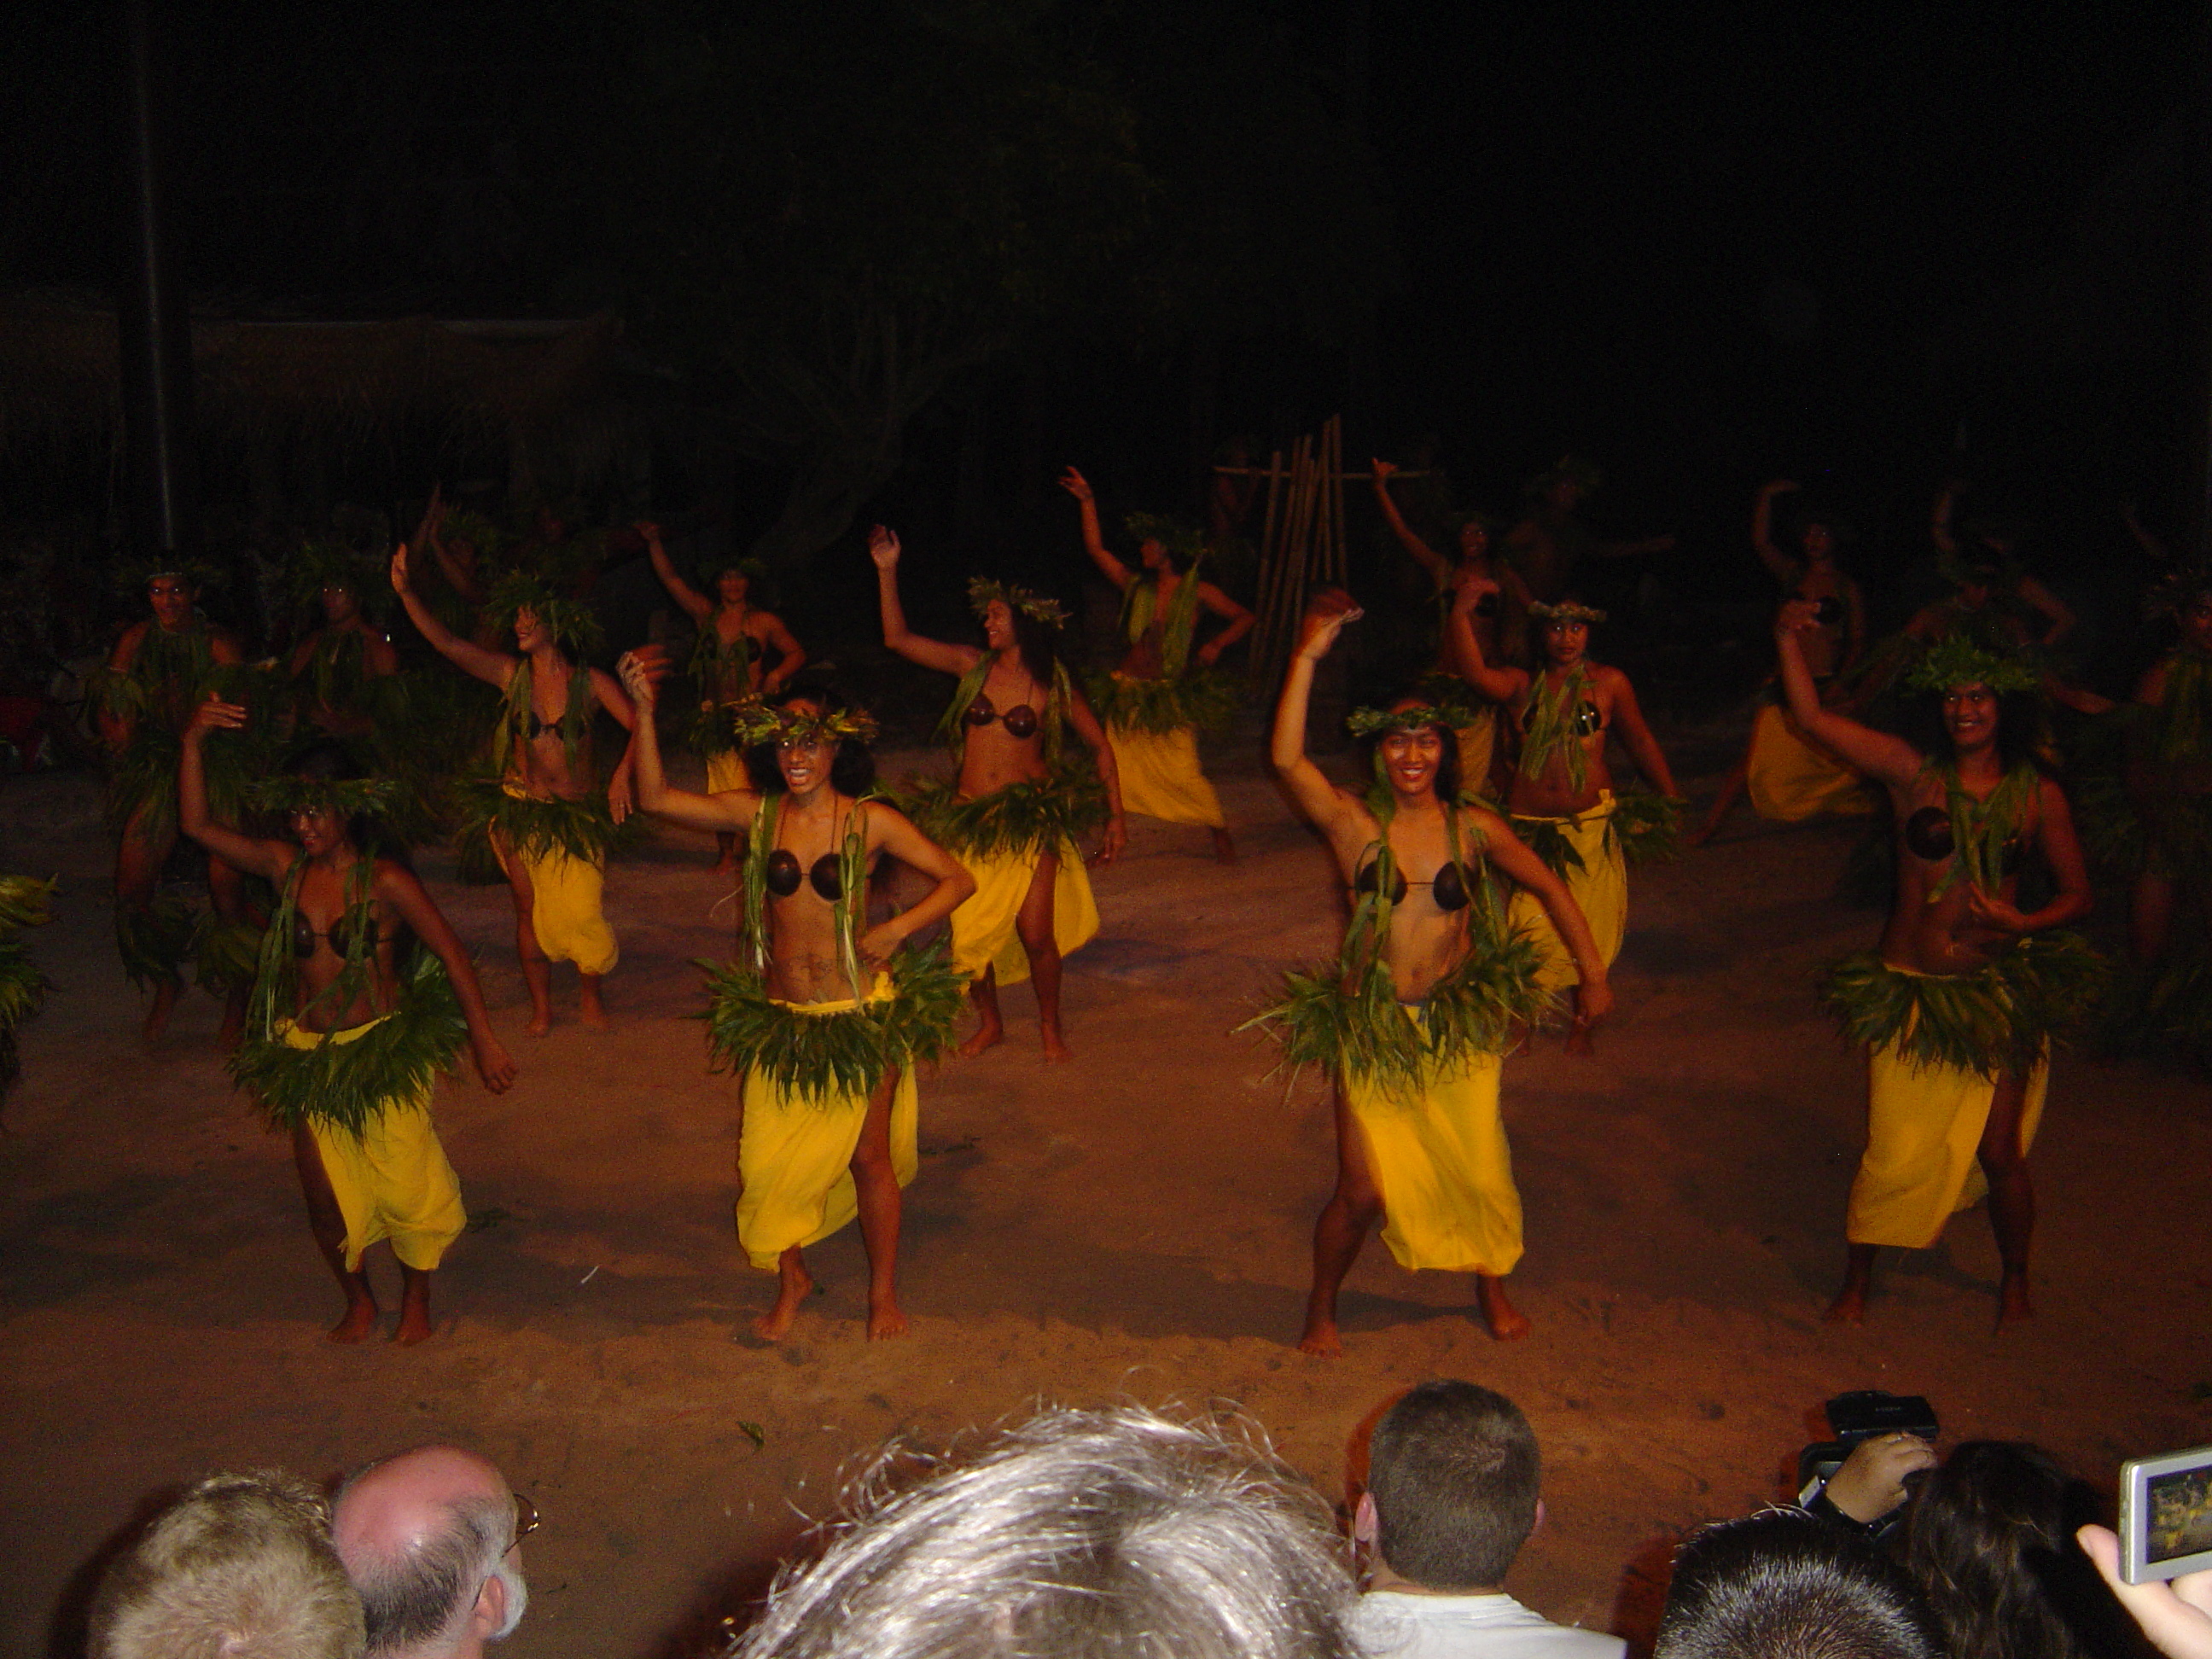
[2147,1464,2212,1564]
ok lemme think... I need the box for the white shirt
[1349,1589,1626,1659]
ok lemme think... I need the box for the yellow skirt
[493,788,618,975]
[1848,1034,2048,1249]
[949,841,1099,985]
[1452,708,1497,797]
[1507,793,1627,992]
[735,979,919,1271]
[1745,704,1877,822]
[1344,1015,1520,1275]
[705,750,749,795]
[1109,722,1226,830]
[284,1017,465,1272]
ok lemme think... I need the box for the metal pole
[115,0,200,567]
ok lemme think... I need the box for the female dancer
[179,698,515,1344]
[1777,604,2097,1327]
[619,654,972,1340]
[1061,467,1249,861]
[639,521,806,870]
[1263,591,1612,1352]
[391,545,636,1033]
[872,526,1125,1061]
[1448,577,1679,1049]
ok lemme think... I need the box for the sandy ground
[4,720,2209,1658]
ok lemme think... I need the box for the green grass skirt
[1817,932,2106,1080]
[894,771,1109,859]
[228,953,468,1136]
[696,945,967,1104]
[1085,670,1241,736]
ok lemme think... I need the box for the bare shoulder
[112,619,151,663]
[208,627,245,662]
[1591,661,1635,698]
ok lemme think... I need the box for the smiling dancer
[391,544,637,1033]
[620,653,971,1340]
[1062,467,1250,862]
[873,526,1125,1061]
[1447,577,1679,1049]
[1258,591,1611,1352]
[179,699,515,1344]
[639,520,805,872]
[1776,604,2098,1328]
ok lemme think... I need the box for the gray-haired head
[87,1468,365,1659]
[730,1403,1359,1659]
[332,1446,525,1659]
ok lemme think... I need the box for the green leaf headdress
[967,577,1068,626]
[729,701,880,750]
[1528,599,1606,624]
[289,538,387,613]
[1347,703,1456,738]
[483,570,604,657]
[1904,634,2040,695]
[1123,512,1205,567]
[246,773,399,820]
[114,556,227,598]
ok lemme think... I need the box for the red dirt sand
[3,734,2209,1657]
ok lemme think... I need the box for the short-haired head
[1655,1509,1941,1659]
[332,1446,525,1659]
[1365,1381,1540,1591]
[88,1468,364,1659]
[729,1403,1358,1659]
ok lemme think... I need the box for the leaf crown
[1904,634,2041,695]
[968,577,1068,626]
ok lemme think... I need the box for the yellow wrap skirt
[1344,1008,1520,1275]
[705,750,749,795]
[1848,1016,2048,1249]
[1452,708,1498,798]
[1745,704,1877,822]
[1108,723,1227,830]
[284,1016,465,1272]
[1507,792,1627,992]
[735,979,920,1271]
[949,842,1100,985]
[493,787,618,975]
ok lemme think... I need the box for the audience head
[331,1446,528,1659]
[88,1468,364,1659]
[729,1402,1359,1659]
[1360,1380,1540,1592]
[1655,1509,1941,1659]
[1899,1440,2137,1659]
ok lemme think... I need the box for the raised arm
[639,522,714,624]
[1192,580,1254,667]
[870,526,980,676]
[421,498,484,602]
[1598,668,1679,799]
[1442,574,1530,706]
[858,808,978,965]
[1750,480,1800,584]
[1776,602,1923,788]
[1371,457,1452,590]
[375,863,516,1093]
[1062,681,1127,865]
[1270,597,1371,848]
[1474,809,1613,1030]
[178,698,292,880]
[390,544,514,688]
[615,649,760,835]
[2013,573,2074,647]
[757,613,806,693]
[1058,467,1133,590]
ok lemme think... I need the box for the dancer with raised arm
[1257,591,1613,1353]
[1447,578,1679,1049]
[179,698,515,1344]
[1061,467,1249,862]
[639,521,806,871]
[390,544,636,1033]
[95,565,259,1043]
[871,526,1125,1061]
[1775,603,2099,1328]
[619,651,972,1340]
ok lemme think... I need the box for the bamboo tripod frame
[1243,415,1350,690]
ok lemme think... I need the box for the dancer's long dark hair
[741,688,878,798]
[1901,689,2048,777]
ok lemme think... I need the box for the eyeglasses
[511,1491,538,1545]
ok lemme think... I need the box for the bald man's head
[333,1447,526,1659]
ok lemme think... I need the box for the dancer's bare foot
[1040,1023,1074,1063]
[1295,1315,1343,1357]
[1477,1275,1532,1341]
[1996,1272,2034,1330]
[1211,828,1237,865]
[1564,1023,1596,1057]
[866,1296,908,1340]
[712,853,740,875]
[1823,1284,1868,1324]
[954,1019,1004,1059]
[393,1306,435,1345]
[141,980,179,1045]
[754,1252,814,1342]
[525,1010,552,1038]
[328,1296,379,1344]
[579,980,608,1028]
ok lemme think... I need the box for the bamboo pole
[1259,436,1313,686]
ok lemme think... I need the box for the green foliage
[1818,934,2107,1080]
[895,771,1108,859]
[229,953,469,1136]
[1085,669,1240,735]
[0,876,55,1100]
[115,892,202,991]
[453,780,628,868]
[194,917,265,998]
[696,945,966,1103]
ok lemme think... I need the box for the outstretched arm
[639,522,714,624]
[178,699,292,880]
[1475,810,1613,1029]
[857,808,977,964]
[1371,457,1452,590]
[1064,682,1127,865]
[1193,581,1253,667]
[1750,480,1800,584]
[1776,602,1923,788]
[375,863,516,1093]
[1442,574,1530,705]
[615,649,760,834]
[870,526,980,677]
[1600,668,1679,798]
[1270,597,1371,850]
[390,545,514,688]
[2014,573,2075,647]
[589,665,638,823]
[1059,467,1133,590]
